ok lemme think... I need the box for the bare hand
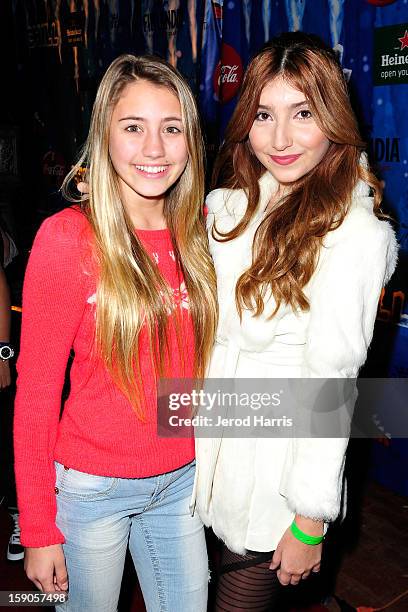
[25,544,68,593]
[76,181,89,195]
[0,360,11,389]
[270,521,322,586]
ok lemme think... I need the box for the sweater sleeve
[14,210,91,547]
[280,214,398,522]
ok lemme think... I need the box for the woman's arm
[0,263,11,388]
[274,213,398,583]
[14,210,90,548]
[282,215,397,519]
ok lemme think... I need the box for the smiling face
[248,77,330,191]
[109,79,189,213]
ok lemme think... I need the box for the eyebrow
[118,115,183,122]
[257,100,309,111]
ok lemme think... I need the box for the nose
[271,119,293,151]
[142,129,165,158]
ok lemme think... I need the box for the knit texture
[14,207,195,547]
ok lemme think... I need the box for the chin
[133,184,168,197]
[142,191,168,200]
[272,170,303,184]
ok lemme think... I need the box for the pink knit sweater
[14,207,195,547]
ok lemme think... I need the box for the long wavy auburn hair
[63,55,217,418]
[212,32,383,319]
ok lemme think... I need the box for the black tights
[214,546,282,611]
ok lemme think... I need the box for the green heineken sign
[374,23,408,86]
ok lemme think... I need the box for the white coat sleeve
[280,212,398,521]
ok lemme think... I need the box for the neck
[265,184,288,212]
[129,210,167,231]
[123,197,166,230]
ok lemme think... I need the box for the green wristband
[290,521,324,545]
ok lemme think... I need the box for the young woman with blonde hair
[193,32,398,611]
[14,54,217,611]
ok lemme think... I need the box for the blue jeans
[54,460,207,612]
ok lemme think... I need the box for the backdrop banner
[10,0,408,492]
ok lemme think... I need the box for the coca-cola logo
[213,43,243,104]
[42,151,66,189]
[366,1,397,6]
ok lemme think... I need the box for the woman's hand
[0,360,11,388]
[76,182,89,195]
[270,516,323,585]
[25,544,68,593]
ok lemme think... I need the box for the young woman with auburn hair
[14,55,217,611]
[193,32,398,610]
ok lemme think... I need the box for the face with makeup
[248,77,330,190]
[109,79,189,212]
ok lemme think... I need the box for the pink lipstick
[270,154,301,165]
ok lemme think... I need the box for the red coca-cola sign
[213,43,243,104]
[366,1,397,6]
[42,151,66,189]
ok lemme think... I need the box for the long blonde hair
[212,32,382,319]
[63,55,217,418]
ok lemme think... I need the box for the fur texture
[193,172,398,554]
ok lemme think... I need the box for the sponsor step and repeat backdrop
[9,0,408,493]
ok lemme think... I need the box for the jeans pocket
[54,461,118,500]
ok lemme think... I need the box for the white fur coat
[192,171,398,554]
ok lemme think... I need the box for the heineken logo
[398,30,408,50]
[63,11,85,47]
[374,24,408,85]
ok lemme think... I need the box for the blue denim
[54,460,207,612]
